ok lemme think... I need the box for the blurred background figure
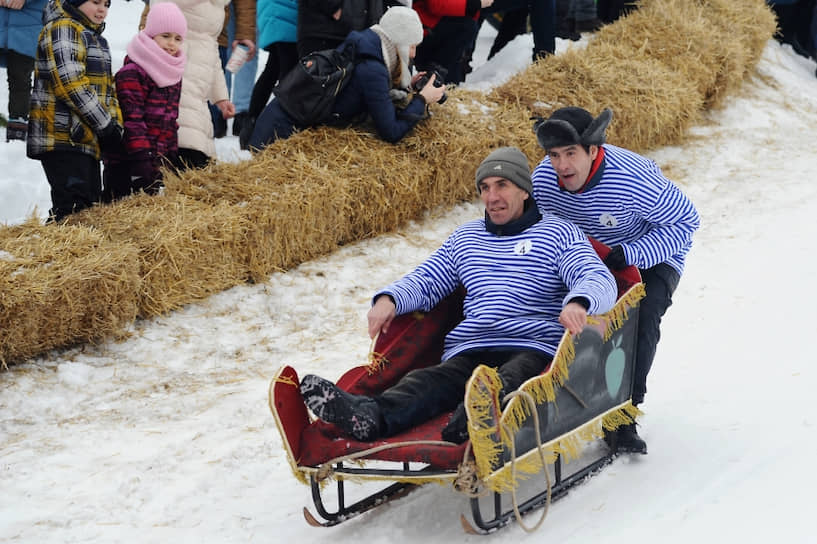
[0,0,48,142]
[296,0,385,57]
[212,0,256,138]
[238,0,298,149]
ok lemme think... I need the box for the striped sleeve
[556,235,617,315]
[376,235,461,314]
[623,179,700,270]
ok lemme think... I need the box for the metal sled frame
[303,462,457,527]
[464,437,617,533]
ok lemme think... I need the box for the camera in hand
[412,70,448,105]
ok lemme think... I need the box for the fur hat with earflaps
[534,107,613,150]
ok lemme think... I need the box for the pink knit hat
[143,2,188,39]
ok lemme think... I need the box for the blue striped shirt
[377,214,617,360]
[532,144,700,275]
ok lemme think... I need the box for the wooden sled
[268,239,645,533]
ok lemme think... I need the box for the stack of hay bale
[0,0,776,366]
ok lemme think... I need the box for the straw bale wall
[62,193,250,317]
[0,219,140,366]
[0,0,776,365]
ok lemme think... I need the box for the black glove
[130,152,158,181]
[441,402,469,444]
[604,245,628,270]
[98,121,124,154]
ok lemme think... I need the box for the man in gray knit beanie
[299,145,616,444]
[475,146,533,195]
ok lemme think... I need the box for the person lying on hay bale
[532,106,700,454]
[247,6,446,150]
[300,146,618,444]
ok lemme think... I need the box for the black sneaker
[605,422,647,454]
[6,117,27,142]
[300,374,383,441]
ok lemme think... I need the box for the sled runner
[268,239,645,533]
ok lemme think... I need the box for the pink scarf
[126,31,187,88]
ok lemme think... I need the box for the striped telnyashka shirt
[532,144,700,275]
[377,214,617,361]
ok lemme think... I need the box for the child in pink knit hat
[102,1,188,201]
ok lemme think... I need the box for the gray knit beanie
[475,147,532,195]
[535,107,613,150]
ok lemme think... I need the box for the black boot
[300,374,383,441]
[605,421,647,454]
[238,116,256,151]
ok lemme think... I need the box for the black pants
[596,0,638,24]
[3,49,35,119]
[248,42,298,120]
[482,0,556,56]
[633,263,680,405]
[177,148,211,171]
[375,349,552,437]
[40,151,101,221]
[414,16,479,85]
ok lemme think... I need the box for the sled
[268,239,645,533]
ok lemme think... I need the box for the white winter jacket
[153,0,230,158]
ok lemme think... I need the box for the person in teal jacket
[0,0,48,141]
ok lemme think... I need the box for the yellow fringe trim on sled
[465,365,507,481]
[467,284,646,492]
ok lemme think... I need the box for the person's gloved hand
[130,152,158,183]
[604,245,628,270]
[98,121,124,154]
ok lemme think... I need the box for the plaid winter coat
[104,56,182,165]
[27,0,122,160]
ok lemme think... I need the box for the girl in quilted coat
[102,2,188,201]
[27,0,123,222]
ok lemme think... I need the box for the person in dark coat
[296,0,383,57]
[248,5,445,149]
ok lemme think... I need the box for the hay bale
[489,0,774,150]
[164,143,350,281]
[490,43,703,152]
[0,218,140,366]
[64,193,249,317]
[701,0,777,105]
[594,0,775,109]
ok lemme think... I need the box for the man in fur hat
[532,106,701,454]
[298,147,617,444]
[248,5,446,149]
